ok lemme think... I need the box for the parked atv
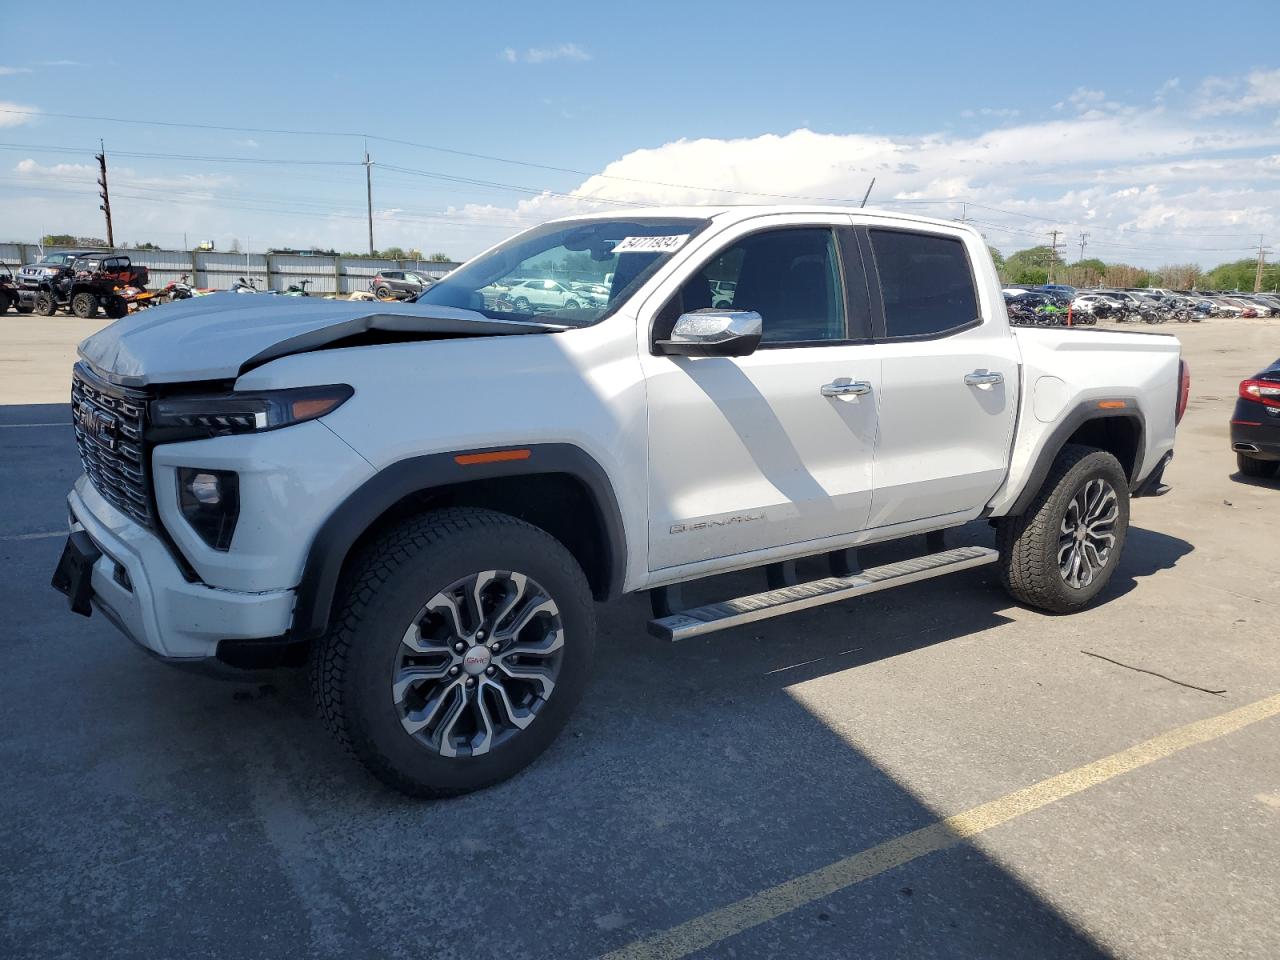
[19,253,150,318]
[0,264,27,314]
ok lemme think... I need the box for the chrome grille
[70,362,153,527]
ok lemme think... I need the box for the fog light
[188,472,222,505]
[177,468,240,551]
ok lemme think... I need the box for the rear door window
[868,230,979,339]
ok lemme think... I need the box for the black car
[1232,357,1280,479]
[370,270,434,300]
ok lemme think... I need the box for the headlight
[150,384,353,439]
[177,468,240,550]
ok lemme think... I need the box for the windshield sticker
[612,235,690,254]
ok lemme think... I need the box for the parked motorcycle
[283,279,312,297]
[165,274,196,300]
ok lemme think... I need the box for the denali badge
[670,512,765,535]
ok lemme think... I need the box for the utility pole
[1077,231,1089,262]
[1048,229,1061,283]
[1255,234,1269,293]
[95,140,114,248]
[364,147,374,256]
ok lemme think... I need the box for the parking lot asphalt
[2,315,1278,960]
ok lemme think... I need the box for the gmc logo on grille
[77,404,118,450]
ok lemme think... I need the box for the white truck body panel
[64,205,1184,659]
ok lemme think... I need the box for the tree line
[992,245,1278,292]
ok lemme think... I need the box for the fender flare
[1007,400,1146,517]
[291,443,627,639]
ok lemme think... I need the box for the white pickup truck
[53,206,1189,796]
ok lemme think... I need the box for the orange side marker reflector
[454,449,532,466]
[1098,400,1127,409]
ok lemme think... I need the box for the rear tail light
[1176,359,1191,424]
[1240,378,1280,409]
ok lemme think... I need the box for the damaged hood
[78,293,559,386]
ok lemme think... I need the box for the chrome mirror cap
[656,310,763,357]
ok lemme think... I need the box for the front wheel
[311,508,596,797]
[34,291,57,316]
[997,444,1130,613]
[71,292,99,318]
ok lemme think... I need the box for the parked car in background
[1240,296,1280,317]
[1071,293,1124,318]
[1231,357,1280,478]
[505,277,585,312]
[1040,283,1077,300]
[371,270,435,300]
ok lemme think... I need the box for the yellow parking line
[601,692,1280,960]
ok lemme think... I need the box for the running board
[647,546,999,641]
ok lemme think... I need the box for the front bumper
[66,477,295,660]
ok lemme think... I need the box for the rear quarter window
[869,230,980,339]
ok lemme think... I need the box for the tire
[563,299,579,310]
[997,444,1130,614]
[103,296,128,319]
[513,296,531,313]
[0,292,10,314]
[71,292,99,318]
[33,291,57,316]
[374,285,392,300]
[1237,453,1279,479]
[310,507,596,798]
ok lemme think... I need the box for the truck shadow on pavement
[3,419,1192,960]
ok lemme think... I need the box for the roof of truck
[546,204,981,234]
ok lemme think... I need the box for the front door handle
[964,371,1004,388]
[820,381,873,398]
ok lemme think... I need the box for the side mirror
[655,309,762,358]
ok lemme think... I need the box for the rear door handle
[820,381,873,398]
[964,371,1004,388]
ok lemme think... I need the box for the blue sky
[1,0,1278,266]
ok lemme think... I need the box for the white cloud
[0,66,32,75]
[37,60,84,67]
[447,97,1280,266]
[1195,68,1280,116]
[500,43,591,64]
[961,107,1020,119]
[0,101,38,127]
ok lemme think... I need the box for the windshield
[415,216,710,327]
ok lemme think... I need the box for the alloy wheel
[393,570,564,758]
[1058,478,1118,589]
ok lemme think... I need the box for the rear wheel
[512,296,531,313]
[103,296,128,319]
[33,291,57,316]
[71,292,99,318]
[998,444,1130,613]
[374,285,392,299]
[0,292,11,314]
[1237,453,1279,479]
[311,508,596,797]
